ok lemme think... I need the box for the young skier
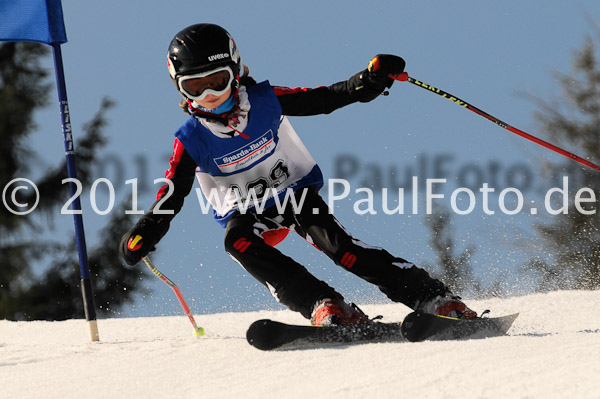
[120,23,477,326]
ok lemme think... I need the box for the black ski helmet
[167,23,241,96]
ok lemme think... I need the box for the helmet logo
[167,57,176,78]
[208,53,230,62]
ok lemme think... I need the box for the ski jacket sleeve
[274,69,386,116]
[135,138,197,241]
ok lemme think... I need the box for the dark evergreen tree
[525,33,600,290]
[0,42,150,320]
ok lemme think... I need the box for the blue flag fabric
[0,0,67,44]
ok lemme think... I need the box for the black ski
[246,319,403,351]
[400,311,519,342]
[246,312,519,350]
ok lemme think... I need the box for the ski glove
[364,54,406,91]
[119,218,162,265]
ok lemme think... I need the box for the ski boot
[311,297,369,326]
[418,295,477,319]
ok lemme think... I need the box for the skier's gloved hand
[119,219,161,265]
[364,54,406,91]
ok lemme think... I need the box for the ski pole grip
[390,72,409,82]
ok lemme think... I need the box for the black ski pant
[224,186,449,319]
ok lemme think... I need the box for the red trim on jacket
[157,138,185,199]
[273,85,325,96]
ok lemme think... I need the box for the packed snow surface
[2,290,599,399]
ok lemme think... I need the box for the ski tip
[400,311,428,342]
[246,319,271,350]
[246,319,286,351]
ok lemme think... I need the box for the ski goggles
[177,66,234,101]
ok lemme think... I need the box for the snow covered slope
[2,291,599,399]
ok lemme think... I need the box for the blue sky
[30,1,600,317]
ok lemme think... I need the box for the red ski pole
[141,253,204,337]
[391,72,600,173]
